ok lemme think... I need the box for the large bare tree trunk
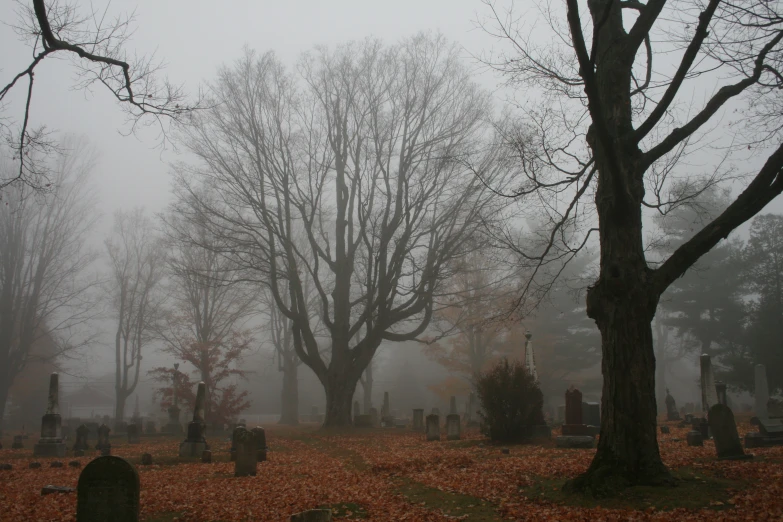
[323,367,360,428]
[0,376,9,435]
[114,390,127,427]
[279,354,299,425]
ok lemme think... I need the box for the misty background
[2,0,782,431]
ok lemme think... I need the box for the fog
[1,0,778,433]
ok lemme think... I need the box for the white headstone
[755,364,770,418]
[700,354,718,413]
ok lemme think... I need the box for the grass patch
[394,477,501,521]
[317,502,369,519]
[523,467,748,511]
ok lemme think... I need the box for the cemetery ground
[1,418,783,521]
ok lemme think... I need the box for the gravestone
[700,354,718,413]
[126,423,140,444]
[77,456,139,521]
[412,409,424,432]
[745,417,783,448]
[252,426,267,462]
[144,421,156,435]
[140,453,152,465]
[201,450,212,463]
[715,381,728,406]
[446,414,461,441]
[179,382,208,457]
[755,364,770,418]
[687,430,703,446]
[34,373,67,457]
[234,426,263,477]
[665,389,680,421]
[95,424,111,453]
[698,417,709,440]
[449,396,457,415]
[661,426,670,434]
[12,435,24,449]
[582,402,600,428]
[369,408,379,427]
[165,404,182,435]
[561,387,589,436]
[708,404,752,460]
[555,436,594,449]
[431,407,440,416]
[426,414,440,441]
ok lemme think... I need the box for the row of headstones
[352,393,480,429]
[49,433,315,522]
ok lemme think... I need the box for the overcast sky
[0,0,509,229]
[0,0,516,382]
[3,1,781,398]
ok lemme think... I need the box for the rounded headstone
[51,461,64,468]
[0,463,12,470]
[74,449,85,457]
[201,450,212,463]
[77,456,139,522]
[29,461,41,469]
[660,426,670,434]
[69,460,81,468]
[140,453,153,466]
[687,430,703,447]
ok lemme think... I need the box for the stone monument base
[179,441,208,457]
[33,442,67,457]
[745,432,783,448]
[555,436,595,449]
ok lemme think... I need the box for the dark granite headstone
[582,401,600,427]
[412,409,424,432]
[234,426,259,477]
[95,424,111,453]
[12,435,23,449]
[687,430,703,446]
[708,404,752,460]
[562,387,590,436]
[426,414,440,441]
[446,414,461,440]
[660,426,670,434]
[126,423,140,444]
[73,425,89,452]
[252,427,267,462]
[76,456,139,522]
[140,453,152,465]
[201,450,212,463]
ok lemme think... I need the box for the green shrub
[475,358,545,443]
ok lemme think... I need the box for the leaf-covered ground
[1,421,782,521]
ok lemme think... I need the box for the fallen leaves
[0,422,782,521]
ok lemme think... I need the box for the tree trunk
[115,391,127,428]
[361,365,373,414]
[279,355,299,425]
[0,378,10,436]
[323,367,360,428]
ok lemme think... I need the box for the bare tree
[104,207,165,426]
[0,135,99,433]
[157,212,256,425]
[173,35,513,427]
[480,0,783,494]
[1,0,198,192]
